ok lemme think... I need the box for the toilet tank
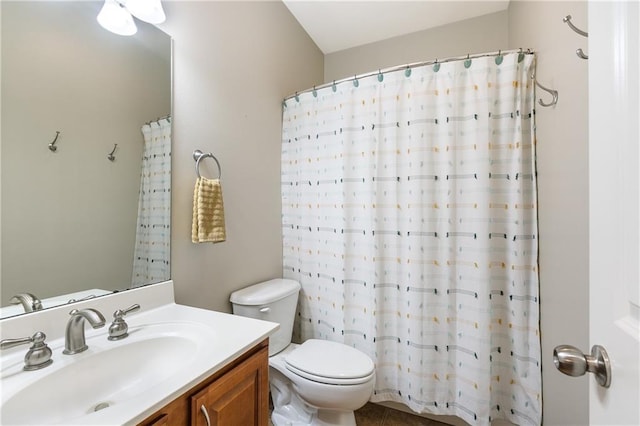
[230,279,300,355]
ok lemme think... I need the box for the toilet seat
[285,339,375,385]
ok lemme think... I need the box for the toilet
[230,279,375,426]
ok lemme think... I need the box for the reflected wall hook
[563,15,588,60]
[107,144,118,162]
[48,131,60,152]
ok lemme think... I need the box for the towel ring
[193,150,222,179]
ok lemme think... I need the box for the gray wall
[508,2,589,425]
[324,11,509,83]
[160,1,323,313]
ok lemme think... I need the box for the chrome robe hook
[563,15,588,60]
[48,131,60,152]
[107,144,118,162]
[531,71,559,107]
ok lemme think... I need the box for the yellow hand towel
[192,177,226,243]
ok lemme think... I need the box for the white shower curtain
[131,118,171,287]
[281,52,541,426]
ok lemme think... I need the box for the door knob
[553,344,611,388]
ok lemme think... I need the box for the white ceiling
[282,1,510,54]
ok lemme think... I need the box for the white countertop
[0,281,279,425]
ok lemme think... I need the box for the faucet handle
[0,331,53,371]
[108,304,140,341]
[66,294,97,304]
[114,304,140,319]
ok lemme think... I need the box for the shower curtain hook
[464,53,472,69]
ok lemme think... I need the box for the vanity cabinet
[138,339,269,426]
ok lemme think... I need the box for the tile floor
[268,402,451,425]
[355,403,451,426]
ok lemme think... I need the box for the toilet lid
[285,339,374,385]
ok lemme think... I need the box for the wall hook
[575,48,588,60]
[48,131,60,152]
[107,144,118,162]
[563,15,588,37]
[531,71,559,107]
[535,80,559,107]
[563,15,588,60]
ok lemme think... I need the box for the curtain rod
[145,114,171,125]
[284,48,535,102]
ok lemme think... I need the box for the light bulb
[97,0,137,36]
[124,0,166,25]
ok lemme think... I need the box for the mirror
[1,1,172,319]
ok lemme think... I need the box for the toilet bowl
[230,279,376,426]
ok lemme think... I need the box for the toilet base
[271,404,356,426]
[314,410,357,426]
[270,369,357,426]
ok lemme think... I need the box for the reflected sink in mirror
[1,321,215,425]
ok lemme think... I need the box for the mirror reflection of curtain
[131,118,171,287]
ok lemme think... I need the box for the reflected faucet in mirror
[10,293,43,313]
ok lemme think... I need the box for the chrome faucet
[63,308,106,355]
[10,293,43,313]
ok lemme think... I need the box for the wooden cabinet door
[191,346,269,426]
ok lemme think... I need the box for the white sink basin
[2,323,202,425]
[0,302,278,425]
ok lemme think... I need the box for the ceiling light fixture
[97,0,166,36]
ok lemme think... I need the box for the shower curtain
[281,52,541,426]
[131,118,171,287]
